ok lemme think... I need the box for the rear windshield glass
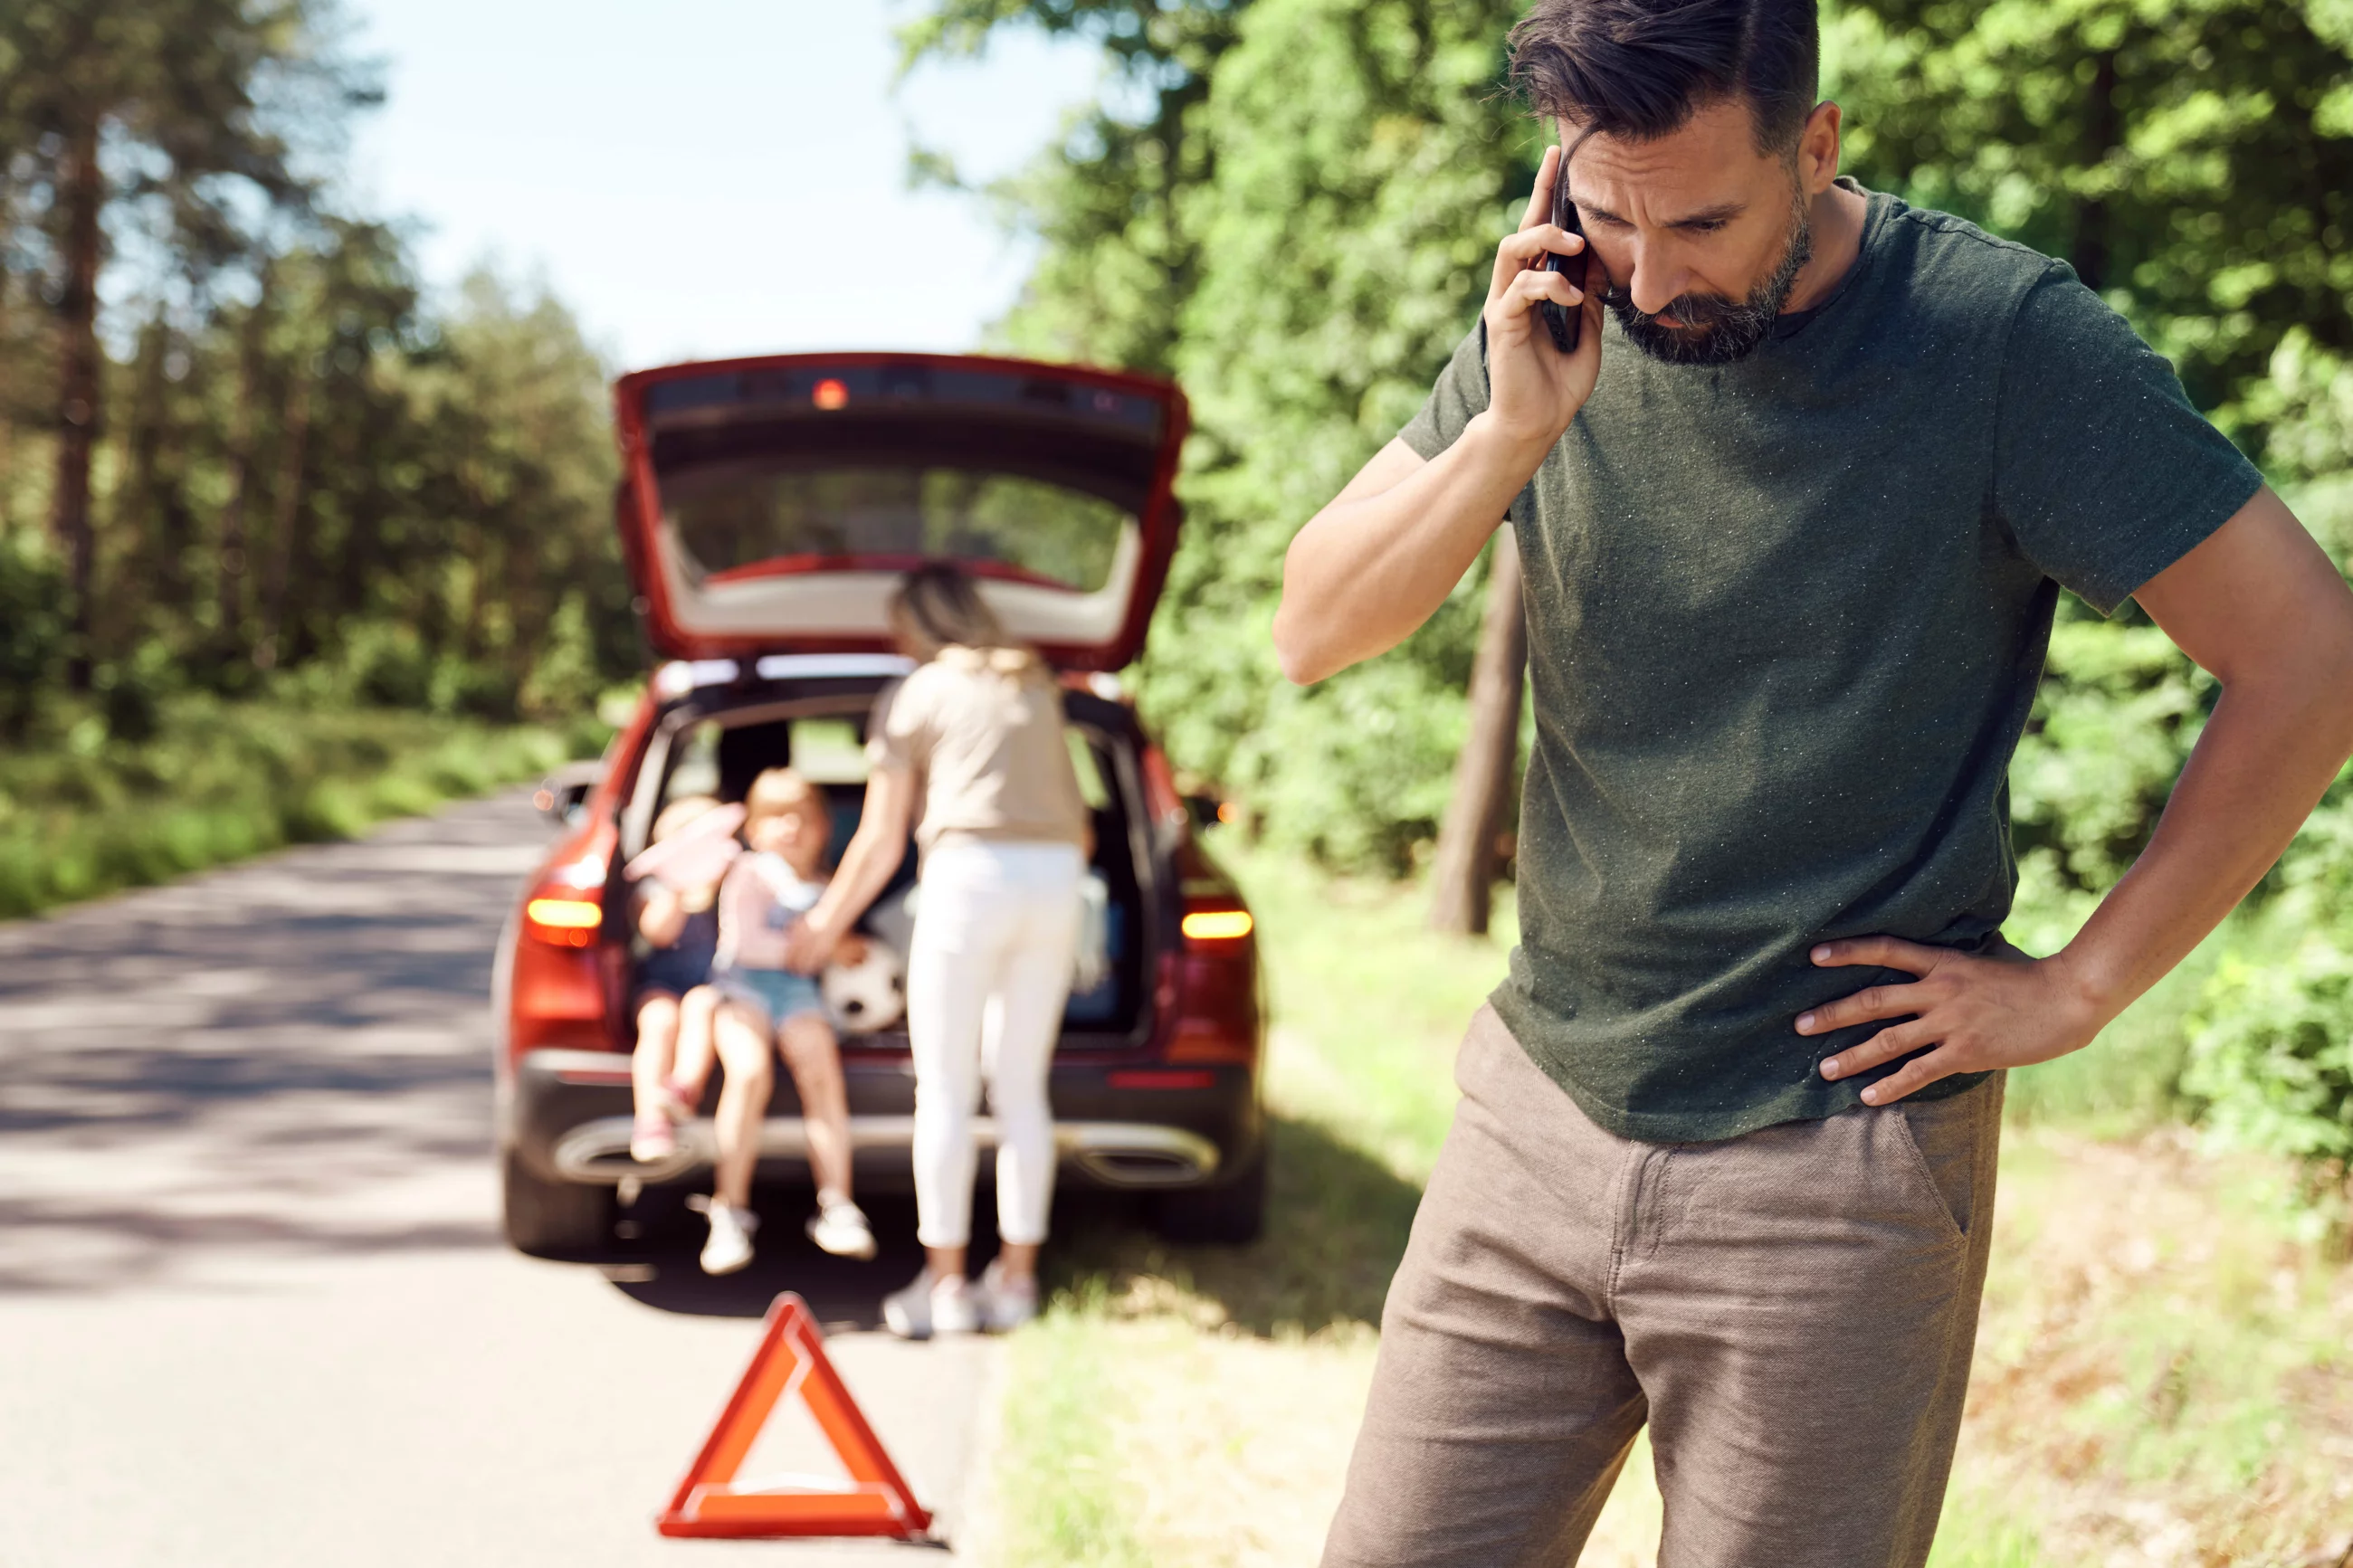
[659,463,1131,593]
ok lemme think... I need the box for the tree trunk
[2072,49,2121,291]
[1429,527,1529,936]
[215,265,272,663]
[49,118,104,690]
[334,424,377,631]
[460,476,491,664]
[252,352,313,670]
[115,314,172,636]
[505,523,543,684]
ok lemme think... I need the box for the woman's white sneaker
[688,1195,757,1276]
[805,1195,878,1260]
[977,1260,1039,1333]
[882,1269,980,1339]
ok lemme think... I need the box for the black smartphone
[1540,176,1586,354]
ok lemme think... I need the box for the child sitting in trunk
[694,767,876,1274]
[624,795,735,1164]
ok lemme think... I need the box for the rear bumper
[505,1049,1262,1193]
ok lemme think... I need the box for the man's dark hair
[1508,0,1820,156]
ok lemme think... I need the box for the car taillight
[1167,891,1259,1065]
[523,896,604,947]
[1181,908,1253,946]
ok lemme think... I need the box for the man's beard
[1605,197,1815,366]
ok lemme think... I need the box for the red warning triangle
[657,1292,934,1540]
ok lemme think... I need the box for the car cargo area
[608,676,1156,1049]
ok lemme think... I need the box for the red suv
[492,353,1265,1259]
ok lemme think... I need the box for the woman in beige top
[788,565,1089,1338]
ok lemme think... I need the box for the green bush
[0,531,65,738]
[92,639,183,744]
[2186,929,2353,1190]
[428,655,521,723]
[519,591,605,722]
[266,622,555,727]
[0,694,607,920]
[2009,603,2209,896]
[2184,779,2353,1203]
[338,621,437,709]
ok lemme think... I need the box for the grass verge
[986,838,2353,1567]
[0,694,605,919]
[992,1282,1150,1568]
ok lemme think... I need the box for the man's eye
[1683,220,1728,233]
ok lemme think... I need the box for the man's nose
[1626,261,1691,315]
[1619,239,1692,316]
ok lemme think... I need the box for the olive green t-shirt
[1400,185,2262,1141]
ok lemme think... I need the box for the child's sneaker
[659,1078,701,1119]
[976,1259,1039,1333]
[687,1194,757,1276]
[629,1110,677,1164]
[882,1269,979,1340]
[805,1193,878,1260]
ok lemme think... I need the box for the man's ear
[1798,100,1843,196]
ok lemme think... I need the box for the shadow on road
[605,1186,1012,1330]
[0,1039,491,1140]
[1041,1112,1424,1336]
[0,796,540,1293]
[600,1113,1423,1335]
[0,1209,500,1295]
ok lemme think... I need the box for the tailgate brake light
[525,897,604,947]
[1108,1069,1217,1090]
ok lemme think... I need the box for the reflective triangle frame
[656,1292,934,1540]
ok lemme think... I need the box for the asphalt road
[0,792,997,1567]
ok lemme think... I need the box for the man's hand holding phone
[1271,142,1604,688]
[1482,143,1604,451]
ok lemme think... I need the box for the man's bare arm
[1804,487,2353,1102]
[1274,431,1531,683]
[1273,143,1602,686]
[2056,488,2353,1008]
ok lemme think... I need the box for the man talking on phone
[1277,2,2353,1564]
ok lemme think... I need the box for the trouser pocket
[1891,1073,2002,1240]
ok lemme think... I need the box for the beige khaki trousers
[1322,1007,2003,1568]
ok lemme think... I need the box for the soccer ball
[823,940,907,1032]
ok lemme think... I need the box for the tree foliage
[904,0,1250,373]
[0,0,352,680]
[912,0,1534,867]
[0,1,632,737]
[1826,0,2353,434]
[2185,774,2353,1202]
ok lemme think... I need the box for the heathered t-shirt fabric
[1400,184,2263,1142]
[865,649,1090,861]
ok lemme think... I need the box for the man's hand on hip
[1798,936,2108,1105]
[1805,495,2353,1108]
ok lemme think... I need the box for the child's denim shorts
[710,965,827,1031]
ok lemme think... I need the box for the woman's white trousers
[905,841,1082,1249]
